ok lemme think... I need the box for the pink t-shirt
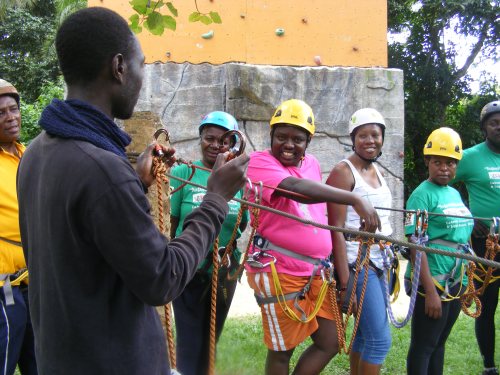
[245,150,332,276]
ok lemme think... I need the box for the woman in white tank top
[326,108,392,375]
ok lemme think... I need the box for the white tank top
[342,159,393,269]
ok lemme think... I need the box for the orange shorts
[247,272,335,351]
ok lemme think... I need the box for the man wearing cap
[0,78,37,375]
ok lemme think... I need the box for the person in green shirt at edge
[405,127,473,375]
[453,100,500,375]
[170,111,249,375]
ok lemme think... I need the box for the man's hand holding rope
[136,142,176,188]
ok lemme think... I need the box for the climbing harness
[0,237,29,306]
[425,240,471,301]
[248,234,333,323]
[0,267,29,306]
[412,241,472,302]
[401,210,482,318]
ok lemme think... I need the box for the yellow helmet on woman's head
[270,99,315,136]
[423,127,462,160]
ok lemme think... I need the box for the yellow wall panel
[88,0,387,67]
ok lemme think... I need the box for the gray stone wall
[134,62,405,239]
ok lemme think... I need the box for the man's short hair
[56,7,136,85]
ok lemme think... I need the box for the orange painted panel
[88,0,387,67]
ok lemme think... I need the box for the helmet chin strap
[352,146,382,162]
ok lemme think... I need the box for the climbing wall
[88,0,387,67]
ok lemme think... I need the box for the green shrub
[20,78,64,144]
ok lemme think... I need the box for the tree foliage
[0,0,84,141]
[128,0,221,35]
[20,78,65,143]
[0,0,59,102]
[0,0,37,18]
[388,0,499,197]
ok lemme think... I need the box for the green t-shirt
[454,142,500,225]
[404,180,473,286]
[170,160,249,271]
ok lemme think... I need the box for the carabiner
[243,178,253,201]
[153,128,172,158]
[220,130,246,159]
[413,209,421,237]
[246,251,276,269]
[421,210,429,236]
[489,217,498,236]
[154,128,171,142]
[254,181,263,204]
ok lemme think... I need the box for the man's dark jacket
[17,131,228,374]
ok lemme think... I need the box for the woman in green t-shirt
[170,111,249,375]
[405,127,473,375]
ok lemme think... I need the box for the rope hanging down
[150,130,177,373]
[151,127,248,375]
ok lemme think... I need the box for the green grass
[13,306,498,374]
[217,309,500,375]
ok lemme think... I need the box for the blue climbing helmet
[199,111,238,134]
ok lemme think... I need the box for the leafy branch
[128,0,221,36]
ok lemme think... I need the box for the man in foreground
[17,7,248,375]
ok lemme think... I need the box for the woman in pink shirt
[245,99,380,375]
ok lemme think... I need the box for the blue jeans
[0,286,37,375]
[352,267,391,364]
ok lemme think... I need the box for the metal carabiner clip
[153,128,172,158]
[254,181,263,205]
[218,247,231,269]
[490,217,499,236]
[243,178,253,201]
[220,130,246,159]
[246,251,276,269]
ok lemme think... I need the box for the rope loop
[342,236,374,354]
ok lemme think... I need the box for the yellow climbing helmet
[423,127,462,160]
[270,99,315,136]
